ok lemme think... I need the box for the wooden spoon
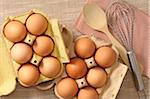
[83,3,129,66]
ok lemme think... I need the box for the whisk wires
[106,0,135,51]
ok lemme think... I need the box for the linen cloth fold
[75,0,150,78]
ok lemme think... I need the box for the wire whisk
[106,1,145,98]
[106,0,134,51]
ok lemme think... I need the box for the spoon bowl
[83,4,107,32]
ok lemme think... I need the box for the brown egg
[86,67,107,88]
[11,43,33,64]
[95,47,116,68]
[26,13,48,35]
[78,87,99,99]
[18,64,40,86]
[39,57,61,78]
[4,21,27,42]
[33,36,54,56]
[66,58,88,79]
[74,37,96,58]
[56,78,78,99]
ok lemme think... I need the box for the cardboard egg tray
[0,9,71,95]
[54,36,128,99]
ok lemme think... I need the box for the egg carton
[0,9,72,96]
[54,35,128,99]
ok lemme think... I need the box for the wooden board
[0,0,149,99]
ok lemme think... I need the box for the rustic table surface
[0,0,149,99]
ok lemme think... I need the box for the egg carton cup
[54,35,128,99]
[0,9,72,96]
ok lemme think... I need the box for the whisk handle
[127,51,144,91]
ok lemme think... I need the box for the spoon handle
[103,28,129,66]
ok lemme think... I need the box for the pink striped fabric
[75,0,150,78]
